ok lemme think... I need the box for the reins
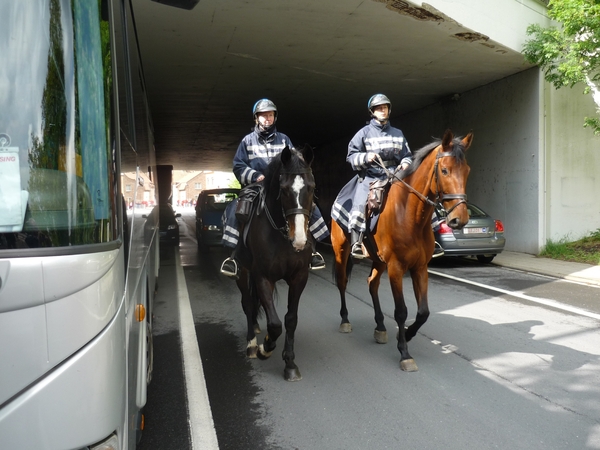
[373,147,468,215]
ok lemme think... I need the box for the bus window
[0,0,116,249]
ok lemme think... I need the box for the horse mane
[400,136,467,179]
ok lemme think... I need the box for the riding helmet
[252,98,278,119]
[368,94,392,115]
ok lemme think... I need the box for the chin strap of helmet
[256,122,276,134]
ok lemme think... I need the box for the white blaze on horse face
[292,175,307,250]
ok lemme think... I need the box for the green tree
[523,0,600,135]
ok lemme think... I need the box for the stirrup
[351,242,367,260]
[432,242,445,258]
[220,257,239,278]
[310,252,326,270]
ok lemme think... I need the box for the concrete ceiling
[132,0,533,172]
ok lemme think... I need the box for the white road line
[428,269,600,321]
[175,247,220,449]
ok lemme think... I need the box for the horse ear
[281,146,292,165]
[302,144,314,166]
[442,129,454,148]
[461,132,474,151]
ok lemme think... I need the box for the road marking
[428,269,600,321]
[175,247,220,449]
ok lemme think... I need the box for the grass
[539,229,600,265]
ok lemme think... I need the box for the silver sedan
[434,203,506,263]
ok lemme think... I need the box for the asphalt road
[139,210,600,450]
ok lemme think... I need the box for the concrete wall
[398,69,541,254]
[544,82,600,242]
[419,0,550,53]
[314,66,600,255]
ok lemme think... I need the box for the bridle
[260,167,313,237]
[374,147,468,216]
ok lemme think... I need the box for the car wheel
[476,254,495,264]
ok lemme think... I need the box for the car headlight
[167,224,177,230]
[206,225,220,231]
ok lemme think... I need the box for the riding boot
[350,229,366,260]
[220,248,240,279]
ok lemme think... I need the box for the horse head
[272,145,316,251]
[433,129,473,229]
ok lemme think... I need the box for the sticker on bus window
[0,147,28,232]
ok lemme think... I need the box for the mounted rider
[220,99,329,277]
[331,94,413,259]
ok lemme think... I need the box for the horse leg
[387,262,418,372]
[281,273,309,381]
[405,266,430,342]
[331,220,352,333]
[237,269,260,358]
[254,277,282,360]
[368,262,388,344]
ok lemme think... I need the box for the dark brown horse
[331,130,473,372]
[235,145,315,381]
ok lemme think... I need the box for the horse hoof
[257,344,273,360]
[284,367,302,382]
[253,324,262,335]
[247,338,258,358]
[246,337,258,358]
[400,359,418,372]
[374,329,388,344]
[339,323,352,333]
[247,346,258,359]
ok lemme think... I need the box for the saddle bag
[367,178,390,216]
[235,185,261,223]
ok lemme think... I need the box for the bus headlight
[86,432,119,450]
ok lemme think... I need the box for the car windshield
[204,192,237,211]
[159,205,174,216]
[466,204,487,218]
[435,203,487,219]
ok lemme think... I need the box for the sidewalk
[492,251,600,287]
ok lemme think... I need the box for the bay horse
[235,145,315,381]
[331,129,473,372]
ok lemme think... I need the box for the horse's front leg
[406,266,430,342]
[387,261,418,372]
[237,269,261,358]
[368,262,388,344]
[255,277,282,360]
[282,271,309,381]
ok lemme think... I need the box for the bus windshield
[0,0,115,250]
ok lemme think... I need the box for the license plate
[464,227,487,234]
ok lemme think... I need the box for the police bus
[0,1,159,448]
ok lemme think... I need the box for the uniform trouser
[348,179,370,234]
[222,198,330,249]
[331,174,374,235]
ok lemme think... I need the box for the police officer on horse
[331,94,413,259]
[220,99,329,277]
